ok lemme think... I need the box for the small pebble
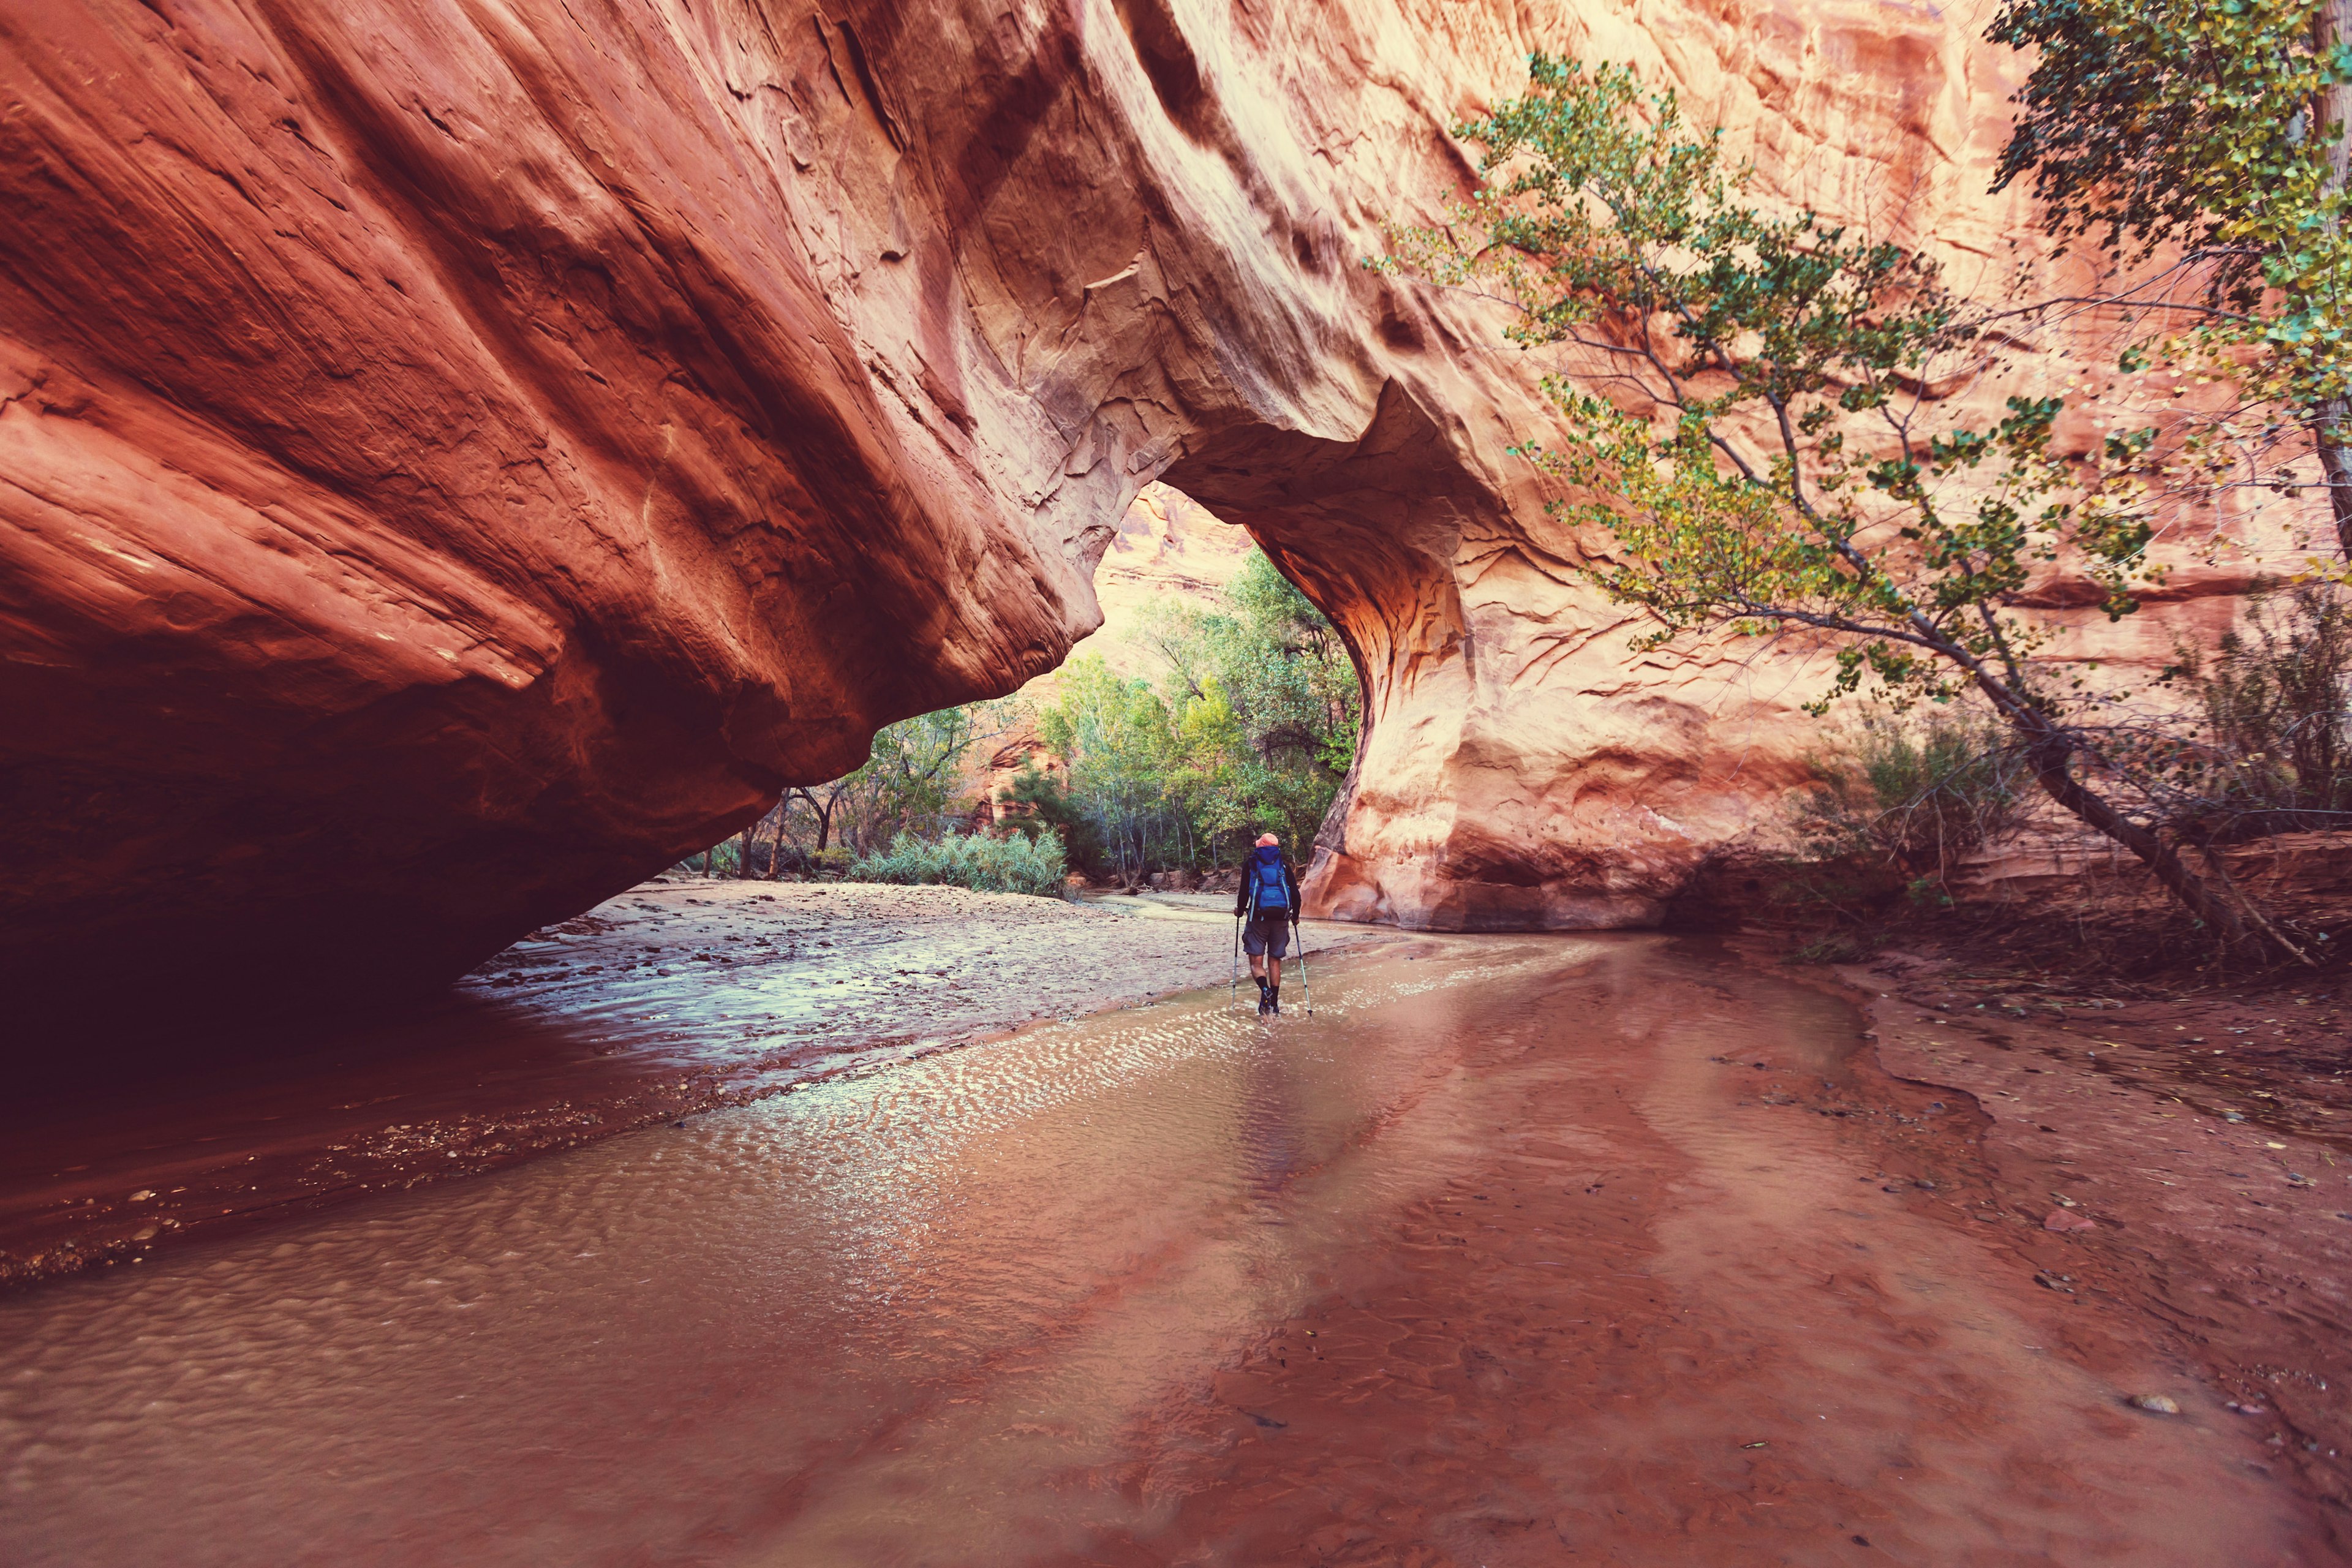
[2130,1394,2180,1415]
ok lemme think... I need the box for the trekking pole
[1230,913,1242,1009]
[1294,916,1312,1016]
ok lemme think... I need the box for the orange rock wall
[0,0,2318,1022]
[1240,0,2313,930]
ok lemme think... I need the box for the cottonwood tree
[752,699,1022,871]
[1991,0,2352,552]
[1373,56,2271,951]
[1036,655,1189,881]
[1025,548,1362,878]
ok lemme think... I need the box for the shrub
[848,830,1071,898]
[1794,710,2020,904]
[2165,579,2352,830]
[1789,932,1873,965]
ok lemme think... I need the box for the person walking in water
[1236,832,1301,1016]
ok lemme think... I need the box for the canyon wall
[0,0,2309,1025]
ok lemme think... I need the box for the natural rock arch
[0,0,2258,1028]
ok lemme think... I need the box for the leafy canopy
[1992,0,2352,494]
[1028,548,1360,873]
[1371,55,2163,723]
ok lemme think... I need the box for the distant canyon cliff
[0,0,2302,1023]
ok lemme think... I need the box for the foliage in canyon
[717,546,1358,888]
[714,699,1025,881]
[1991,0,2352,553]
[2158,578,2352,828]
[846,828,1072,899]
[1026,550,1361,880]
[1379,48,2345,959]
[1792,710,2023,910]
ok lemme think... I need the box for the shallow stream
[0,937,2319,1564]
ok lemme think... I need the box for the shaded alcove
[0,0,1837,1042]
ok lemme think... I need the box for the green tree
[1036,657,1188,879]
[1000,759,1106,867]
[761,698,1021,867]
[1135,551,1362,856]
[1374,55,2262,949]
[1028,548,1362,877]
[1990,0,2352,551]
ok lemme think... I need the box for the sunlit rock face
[0,0,2307,1021]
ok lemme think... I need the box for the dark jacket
[1235,847,1302,921]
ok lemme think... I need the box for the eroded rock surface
[0,0,2315,1025]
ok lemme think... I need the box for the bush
[1001,761,1108,872]
[2166,578,2352,830]
[1789,932,1873,965]
[848,830,1071,898]
[1793,710,2019,905]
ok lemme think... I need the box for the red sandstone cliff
[0,0,2320,1025]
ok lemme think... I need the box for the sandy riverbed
[0,878,1393,1289]
[6,903,2352,1556]
[1832,948,2352,1516]
[9,931,2345,1565]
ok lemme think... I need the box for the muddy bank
[1817,948,2352,1517]
[0,879,1390,1290]
[1057,944,2346,1565]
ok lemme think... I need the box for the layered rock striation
[0,0,2312,1026]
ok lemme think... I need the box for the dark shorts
[1241,915,1291,958]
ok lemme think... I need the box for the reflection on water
[2,935,2310,1567]
[0,939,1574,1567]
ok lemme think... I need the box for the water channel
[1,937,2318,1564]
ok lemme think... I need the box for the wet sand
[4,933,2345,1564]
[0,879,1387,1289]
[1836,949,2352,1519]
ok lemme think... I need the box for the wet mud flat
[1834,949,2352,1520]
[5,934,2345,1565]
[0,879,1383,1289]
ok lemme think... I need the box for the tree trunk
[2323,1,2352,555]
[736,826,756,879]
[2320,402,2352,557]
[2024,733,2257,952]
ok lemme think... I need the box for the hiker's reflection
[1237,1038,1306,1204]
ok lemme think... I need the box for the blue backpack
[1250,853,1290,913]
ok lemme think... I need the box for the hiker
[1235,832,1301,1016]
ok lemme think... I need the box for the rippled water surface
[3,941,1571,1565]
[1,937,2316,1566]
